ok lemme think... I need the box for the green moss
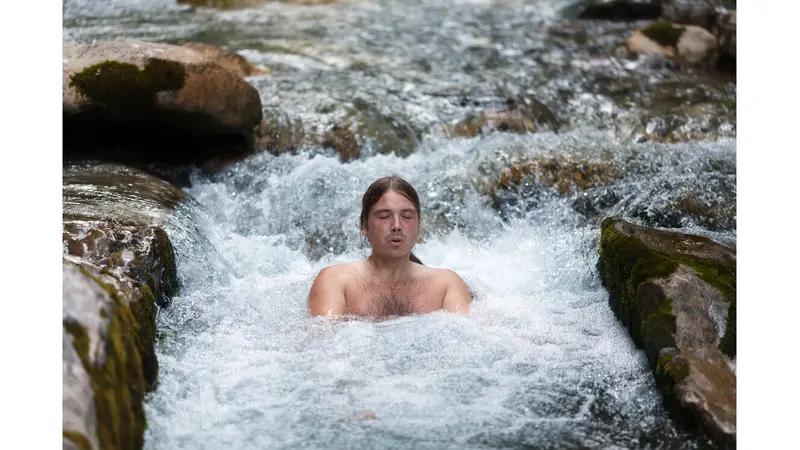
[640,22,685,48]
[136,285,159,389]
[657,352,690,382]
[599,217,678,325]
[69,58,186,109]
[63,430,92,450]
[641,298,677,366]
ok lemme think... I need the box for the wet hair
[360,176,423,265]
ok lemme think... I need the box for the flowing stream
[64,0,735,448]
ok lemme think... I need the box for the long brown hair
[360,176,423,265]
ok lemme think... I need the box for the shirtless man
[307,176,471,318]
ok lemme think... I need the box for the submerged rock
[178,0,348,8]
[478,154,622,217]
[256,98,421,162]
[63,39,263,166]
[177,0,269,9]
[598,217,735,448]
[442,96,560,139]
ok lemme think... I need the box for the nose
[390,215,401,231]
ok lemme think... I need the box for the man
[307,176,471,318]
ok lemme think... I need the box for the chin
[379,247,410,259]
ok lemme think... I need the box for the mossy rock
[626,22,718,68]
[598,216,736,446]
[477,155,622,217]
[63,258,158,450]
[63,40,263,166]
[640,21,686,48]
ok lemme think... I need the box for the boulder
[626,22,718,67]
[477,155,622,218]
[63,40,263,165]
[711,10,736,66]
[598,217,735,448]
[181,42,271,78]
[660,0,718,29]
[63,257,157,450]
[63,163,184,449]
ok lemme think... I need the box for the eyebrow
[372,208,417,214]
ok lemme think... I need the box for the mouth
[388,236,404,246]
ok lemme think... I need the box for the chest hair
[357,278,425,317]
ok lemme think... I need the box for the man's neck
[367,254,413,282]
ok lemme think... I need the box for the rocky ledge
[598,216,735,448]
[62,164,187,450]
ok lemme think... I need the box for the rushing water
[64,0,735,448]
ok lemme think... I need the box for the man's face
[363,190,420,259]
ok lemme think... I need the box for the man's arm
[442,270,470,315]
[307,266,347,317]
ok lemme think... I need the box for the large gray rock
[63,40,263,165]
[598,217,735,448]
[63,258,155,450]
[62,163,186,450]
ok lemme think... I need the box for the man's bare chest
[345,277,443,317]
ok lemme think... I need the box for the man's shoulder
[315,261,363,283]
[419,266,465,285]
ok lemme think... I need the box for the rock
[477,155,622,219]
[257,98,421,162]
[178,0,343,8]
[63,163,182,305]
[575,0,663,21]
[547,23,589,46]
[711,10,736,67]
[63,257,158,450]
[63,163,186,449]
[442,96,560,139]
[177,0,269,8]
[641,100,736,143]
[63,163,189,223]
[482,155,621,197]
[598,217,735,448]
[660,0,717,29]
[626,22,718,67]
[181,42,271,78]
[63,40,263,166]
